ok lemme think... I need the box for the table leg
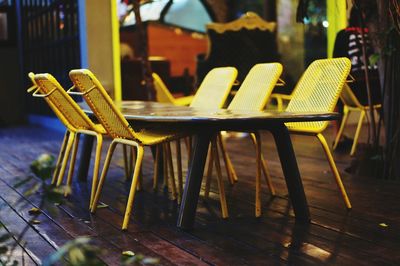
[77,134,94,181]
[177,133,211,230]
[270,124,310,222]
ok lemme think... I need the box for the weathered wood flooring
[0,124,399,265]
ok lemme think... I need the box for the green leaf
[96,203,109,209]
[122,250,135,257]
[369,53,380,66]
[28,207,42,215]
[30,153,56,180]
[30,219,41,225]
[69,247,86,265]
[43,237,92,266]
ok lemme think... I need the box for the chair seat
[136,129,187,146]
[173,95,194,106]
[285,121,326,134]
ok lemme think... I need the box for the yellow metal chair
[28,73,105,208]
[152,67,238,205]
[69,69,188,230]
[269,92,292,111]
[184,67,239,218]
[152,73,194,106]
[204,63,283,218]
[332,83,382,156]
[284,57,352,210]
[189,67,238,109]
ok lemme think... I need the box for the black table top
[79,101,339,125]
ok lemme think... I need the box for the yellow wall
[327,0,347,58]
[84,0,121,100]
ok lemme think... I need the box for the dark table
[78,101,339,230]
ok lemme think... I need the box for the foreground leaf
[28,207,42,215]
[122,250,135,257]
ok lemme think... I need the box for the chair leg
[351,110,366,156]
[132,146,143,191]
[260,153,275,196]
[253,132,262,217]
[122,144,130,180]
[163,145,168,189]
[91,140,118,213]
[251,132,275,196]
[56,132,76,187]
[89,134,103,209]
[175,140,183,204]
[64,133,81,196]
[122,145,144,230]
[333,106,350,150]
[166,142,177,201]
[204,145,213,199]
[217,133,237,184]
[211,138,229,218]
[52,130,69,185]
[153,145,160,191]
[316,133,352,209]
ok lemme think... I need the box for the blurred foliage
[30,153,55,180]
[1,153,159,265]
[42,237,103,266]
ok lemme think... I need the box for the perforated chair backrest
[33,73,98,132]
[285,57,351,133]
[28,72,67,126]
[228,63,283,111]
[152,73,177,104]
[69,69,139,140]
[190,67,238,108]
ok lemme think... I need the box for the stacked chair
[68,69,189,230]
[27,73,106,209]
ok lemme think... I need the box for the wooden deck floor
[0,124,399,265]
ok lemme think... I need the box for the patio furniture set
[27,57,356,231]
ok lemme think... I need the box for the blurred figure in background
[333,6,381,149]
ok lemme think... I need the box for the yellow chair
[152,73,194,106]
[28,73,105,208]
[269,92,292,111]
[284,57,352,210]
[183,67,239,218]
[189,67,238,109]
[204,63,283,218]
[152,67,238,205]
[69,69,188,230]
[333,83,382,156]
